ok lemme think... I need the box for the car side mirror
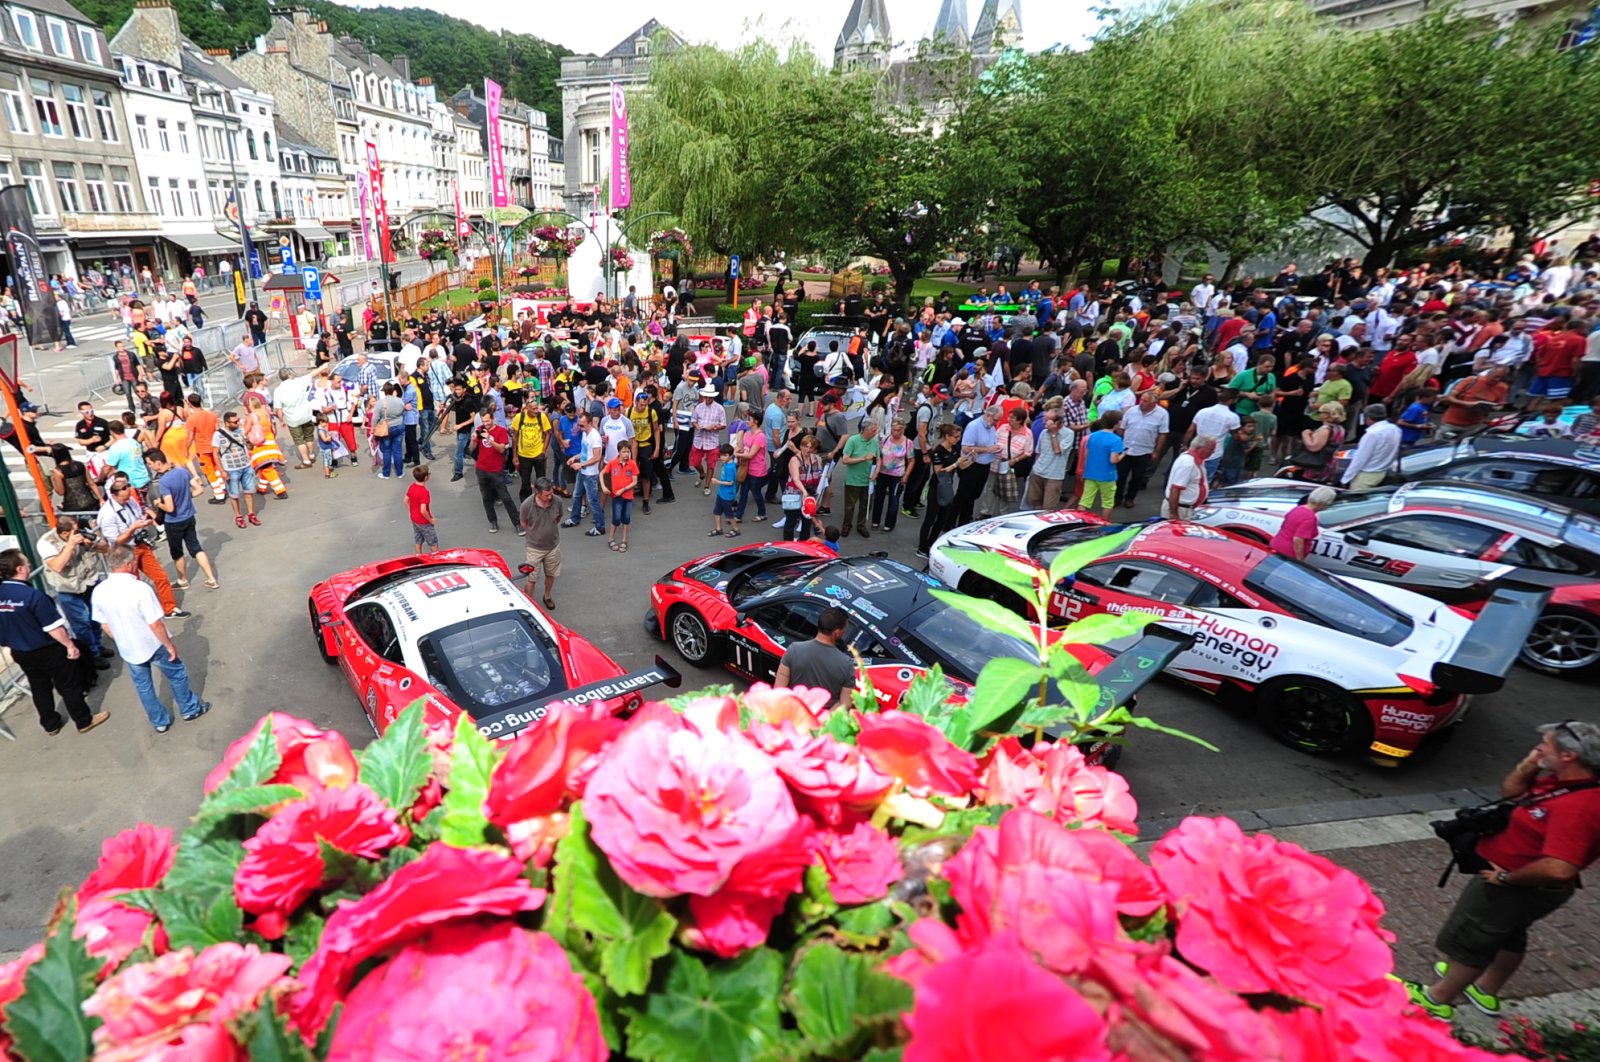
[317,611,335,625]
[517,563,534,576]
[1344,529,1371,546]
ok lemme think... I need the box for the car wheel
[1256,677,1371,756]
[1519,608,1600,677]
[308,598,336,665]
[669,607,720,668]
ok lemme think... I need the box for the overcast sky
[331,0,1098,59]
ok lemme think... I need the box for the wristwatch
[1495,869,1510,885]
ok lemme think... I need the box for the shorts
[690,445,719,471]
[524,544,562,579]
[412,521,438,550]
[1435,875,1573,969]
[289,421,316,446]
[1529,375,1573,399]
[164,518,203,560]
[713,496,737,517]
[224,466,258,498]
[611,498,633,526]
[1080,479,1116,510]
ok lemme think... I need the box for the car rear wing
[1433,583,1551,695]
[1087,625,1197,711]
[474,656,683,741]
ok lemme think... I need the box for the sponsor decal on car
[1379,704,1436,733]
[1186,614,1281,673]
[416,572,470,598]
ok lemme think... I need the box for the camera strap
[1437,779,1600,887]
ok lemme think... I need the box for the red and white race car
[309,550,675,739]
[929,513,1546,763]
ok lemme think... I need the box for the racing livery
[1313,434,1600,515]
[929,514,1547,762]
[310,550,661,738]
[1196,480,1600,676]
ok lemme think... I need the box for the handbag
[373,416,390,438]
[934,468,956,507]
[781,487,803,511]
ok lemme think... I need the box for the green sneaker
[1397,977,1454,1021]
[1433,961,1501,1016]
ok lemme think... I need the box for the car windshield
[898,600,1034,684]
[728,560,825,606]
[1244,554,1414,646]
[1031,524,1130,570]
[417,612,563,718]
[1568,515,1600,558]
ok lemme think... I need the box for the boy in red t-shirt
[601,439,639,553]
[406,465,437,554]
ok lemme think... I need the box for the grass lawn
[421,287,494,310]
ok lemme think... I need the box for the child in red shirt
[406,465,437,554]
[601,439,639,553]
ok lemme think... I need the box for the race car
[310,549,676,739]
[646,542,1193,762]
[929,513,1548,763]
[1193,479,1600,677]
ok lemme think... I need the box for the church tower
[971,0,1023,56]
[835,0,894,70]
[931,0,970,48]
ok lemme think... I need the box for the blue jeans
[419,409,438,458]
[379,432,403,477]
[569,474,604,532]
[453,429,472,476]
[1204,453,1222,481]
[736,468,768,520]
[56,588,102,657]
[127,650,204,730]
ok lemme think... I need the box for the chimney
[392,54,410,79]
[205,47,230,57]
[416,75,431,85]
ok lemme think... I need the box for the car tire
[1519,608,1600,677]
[1256,676,1372,756]
[668,607,720,668]
[308,598,337,665]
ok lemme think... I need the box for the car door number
[1348,550,1415,577]
[728,636,770,679]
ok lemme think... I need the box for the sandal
[707,529,722,537]
[725,529,741,537]
[235,516,246,528]
[609,541,619,551]
[294,462,314,470]
[619,543,627,553]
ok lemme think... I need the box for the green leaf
[164,824,245,909]
[624,949,786,1062]
[787,943,913,1054]
[832,901,897,946]
[282,911,326,969]
[152,889,244,952]
[1056,609,1157,648]
[899,804,1005,845]
[244,995,316,1062]
[357,702,430,813]
[551,805,677,997]
[2,914,101,1062]
[823,705,860,744]
[937,546,1040,595]
[896,664,955,726]
[928,588,1038,647]
[210,717,282,796]
[1047,525,1142,588]
[958,657,1046,746]
[438,714,501,848]
[196,784,304,822]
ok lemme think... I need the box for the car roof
[754,555,941,619]
[1467,435,1600,464]
[1393,481,1580,540]
[355,564,533,642]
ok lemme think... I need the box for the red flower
[682,819,816,958]
[291,845,545,1036]
[327,923,605,1061]
[752,722,892,823]
[900,933,1111,1062]
[1266,996,1507,1061]
[818,821,902,905]
[485,704,626,827]
[1149,816,1394,1006]
[855,710,980,797]
[235,783,410,936]
[978,738,1139,836]
[742,683,835,733]
[203,713,357,795]
[1092,948,1280,1062]
[78,823,176,901]
[82,942,292,1062]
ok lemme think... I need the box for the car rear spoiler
[1433,584,1551,694]
[1087,625,1197,712]
[474,656,683,740]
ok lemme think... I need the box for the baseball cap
[18,402,37,413]
[633,389,649,400]
[927,385,949,401]
[606,397,622,408]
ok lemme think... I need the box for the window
[176,121,189,153]
[11,9,40,50]
[19,160,52,215]
[45,16,69,56]
[1083,560,1202,605]
[270,181,281,215]
[50,84,90,142]
[1244,554,1413,647]
[168,178,183,216]
[135,114,149,150]
[254,180,264,212]
[1,75,28,134]
[30,78,62,137]
[346,604,404,665]
[76,25,99,62]
[262,132,272,160]
[52,161,81,212]
[247,130,257,159]
[416,613,563,713]
[208,179,222,214]
[82,164,107,211]
[147,176,163,215]
[188,179,201,216]
[111,165,134,212]
[92,89,117,141]
[1366,516,1500,557]
[0,161,12,189]
[157,118,169,151]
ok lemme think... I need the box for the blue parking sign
[278,234,298,274]
[301,266,322,301]
[729,255,740,279]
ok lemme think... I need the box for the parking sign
[302,265,322,302]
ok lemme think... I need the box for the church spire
[971,0,1022,55]
[834,0,893,70]
[931,0,969,48]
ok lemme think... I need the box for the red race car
[310,549,676,739]
[646,542,1192,763]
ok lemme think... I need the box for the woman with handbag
[916,423,966,559]
[1286,401,1347,483]
[373,382,406,480]
[984,407,1035,518]
[870,416,914,532]
[781,433,824,542]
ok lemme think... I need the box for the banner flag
[486,78,509,208]
[610,82,631,211]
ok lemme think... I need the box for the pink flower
[327,923,605,1061]
[818,821,902,905]
[751,722,892,823]
[82,943,292,1062]
[855,711,980,797]
[203,713,357,795]
[900,933,1111,1062]
[1092,948,1280,1062]
[583,714,800,898]
[235,783,410,934]
[78,823,177,901]
[978,738,1139,836]
[682,820,816,958]
[291,846,545,1036]
[1266,997,1507,1061]
[485,703,625,827]
[1149,816,1394,1006]
[742,683,834,733]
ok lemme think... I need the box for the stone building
[447,86,552,212]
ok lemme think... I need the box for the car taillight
[1399,672,1436,697]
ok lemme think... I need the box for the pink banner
[485,78,509,209]
[356,171,374,262]
[365,140,392,264]
[610,82,631,211]
[454,182,471,239]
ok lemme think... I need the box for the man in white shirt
[92,544,209,733]
[598,397,636,462]
[1164,436,1218,519]
[1187,389,1241,480]
[1365,305,1399,355]
[1118,390,1170,507]
[1341,403,1402,489]
[1191,276,1216,320]
[396,328,425,375]
[1490,319,1534,372]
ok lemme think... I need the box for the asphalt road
[0,391,1591,952]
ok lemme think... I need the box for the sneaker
[915,549,929,559]
[561,520,579,528]
[182,701,212,722]
[1397,978,1454,1021]
[1433,962,1500,1016]
[450,473,464,482]
[154,724,171,734]
[585,528,604,537]
[903,508,919,518]
[77,711,110,734]
[488,524,499,534]
[378,473,390,480]
[172,580,190,590]
[166,608,193,619]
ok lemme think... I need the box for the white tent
[566,227,653,303]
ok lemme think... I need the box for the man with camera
[96,472,188,619]
[470,407,520,535]
[0,549,109,736]
[1402,720,1600,1020]
[36,514,114,666]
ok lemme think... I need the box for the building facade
[447,85,552,213]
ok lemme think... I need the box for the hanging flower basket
[530,225,580,259]
[607,244,636,272]
[416,228,455,262]
[649,227,694,262]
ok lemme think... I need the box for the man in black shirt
[74,401,111,452]
[448,380,481,481]
[452,339,476,376]
[244,302,268,344]
[0,549,107,735]
[1162,367,1217,468]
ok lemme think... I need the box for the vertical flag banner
[485,78,509,209]
[356,170,374,262]
[0,184,64,346]
[610,82,631,211]
[454,181,471,240]
[365,140,392,264]
[224,185,255,279]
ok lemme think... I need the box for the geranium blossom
[1266,995,1507,1061]
[855,711,980,797]
[742,683,834,732]
[818,821,902,905]
[979,738,1140,836]
[202,713,356,795]
[751,722,892,822]
[1149,816,1394,1006]
[328,923,605,1061]
[71,823,178,968]
[683,819,815,957]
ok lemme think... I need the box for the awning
[294,223,335,241]
[263,270,342,291]
[164,232,241,255]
